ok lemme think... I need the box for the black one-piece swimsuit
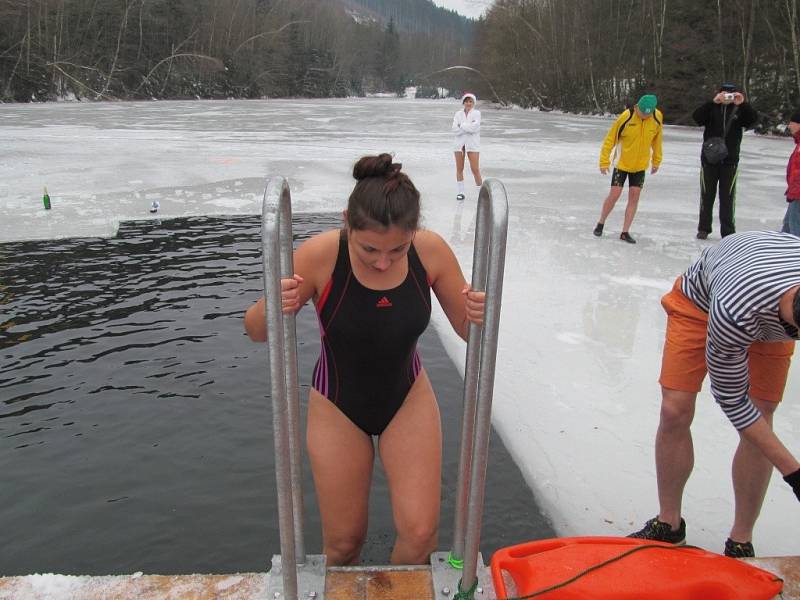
[312,231,432,435]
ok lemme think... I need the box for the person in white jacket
[452,92,482,200]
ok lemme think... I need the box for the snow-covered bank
[1,97,797,556]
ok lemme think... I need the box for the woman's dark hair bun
[346,152,420,231]
[353,153,396,180]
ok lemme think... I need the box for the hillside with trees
[344,0,472,36]
[5,0,800,131]
[0,0,474,102]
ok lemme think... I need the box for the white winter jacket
[452,108,481,151]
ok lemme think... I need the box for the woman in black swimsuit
[244,153,485,566]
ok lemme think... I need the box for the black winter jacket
[692,101,758,165]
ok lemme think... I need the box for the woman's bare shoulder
[414,229,453,270]
[303,228,340,251]
[296,229,340,275]
[414,228,446,248]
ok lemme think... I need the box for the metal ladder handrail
[450,179,509,593]
[262,176,306,600]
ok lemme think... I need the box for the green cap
[637,94,657,115]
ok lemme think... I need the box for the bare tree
[784,0,800,98]
[738,0,757,96]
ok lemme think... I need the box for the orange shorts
[659,277,795,402]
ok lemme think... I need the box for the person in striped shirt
[630,230,800,557]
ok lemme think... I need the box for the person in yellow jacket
[593,94,663,244]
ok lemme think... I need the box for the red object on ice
[490,536,783,599]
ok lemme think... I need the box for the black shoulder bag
[702,105,738,164]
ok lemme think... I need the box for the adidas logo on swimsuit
[376,296,393,308]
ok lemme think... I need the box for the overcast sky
[431,0,493,19]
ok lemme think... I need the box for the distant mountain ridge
[339,0,474,36]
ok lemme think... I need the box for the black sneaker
[628,517,686,544]
[724,538,755,558]
[593,223,604,237]
[620,232,636,244]
[456,193,465,201]
[696,231,709,240]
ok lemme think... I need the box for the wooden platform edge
[745,556,800,599]
[0,556,797,600]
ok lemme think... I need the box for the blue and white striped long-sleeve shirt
[681,231,800,430]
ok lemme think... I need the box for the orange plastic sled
[491,536,783,600]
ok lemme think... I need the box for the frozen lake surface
[1,97,797,557]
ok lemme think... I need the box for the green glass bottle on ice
[43,186,51,210]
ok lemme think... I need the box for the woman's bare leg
[307,391,375,565]
[467,151,482,186]
[379,372,442,565]
[454,150,465,183]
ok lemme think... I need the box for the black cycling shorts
[611,168,645,188]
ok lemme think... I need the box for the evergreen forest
[0,0,474,102]
[476,0,800,131]
[3,0,800,131]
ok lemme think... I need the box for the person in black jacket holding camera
[692,83,758,239]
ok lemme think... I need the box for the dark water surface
[0,214,553,576]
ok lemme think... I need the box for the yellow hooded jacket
[599,108,663,172]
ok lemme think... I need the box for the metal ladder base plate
[267,554,327,599]
[430,551,497,599]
